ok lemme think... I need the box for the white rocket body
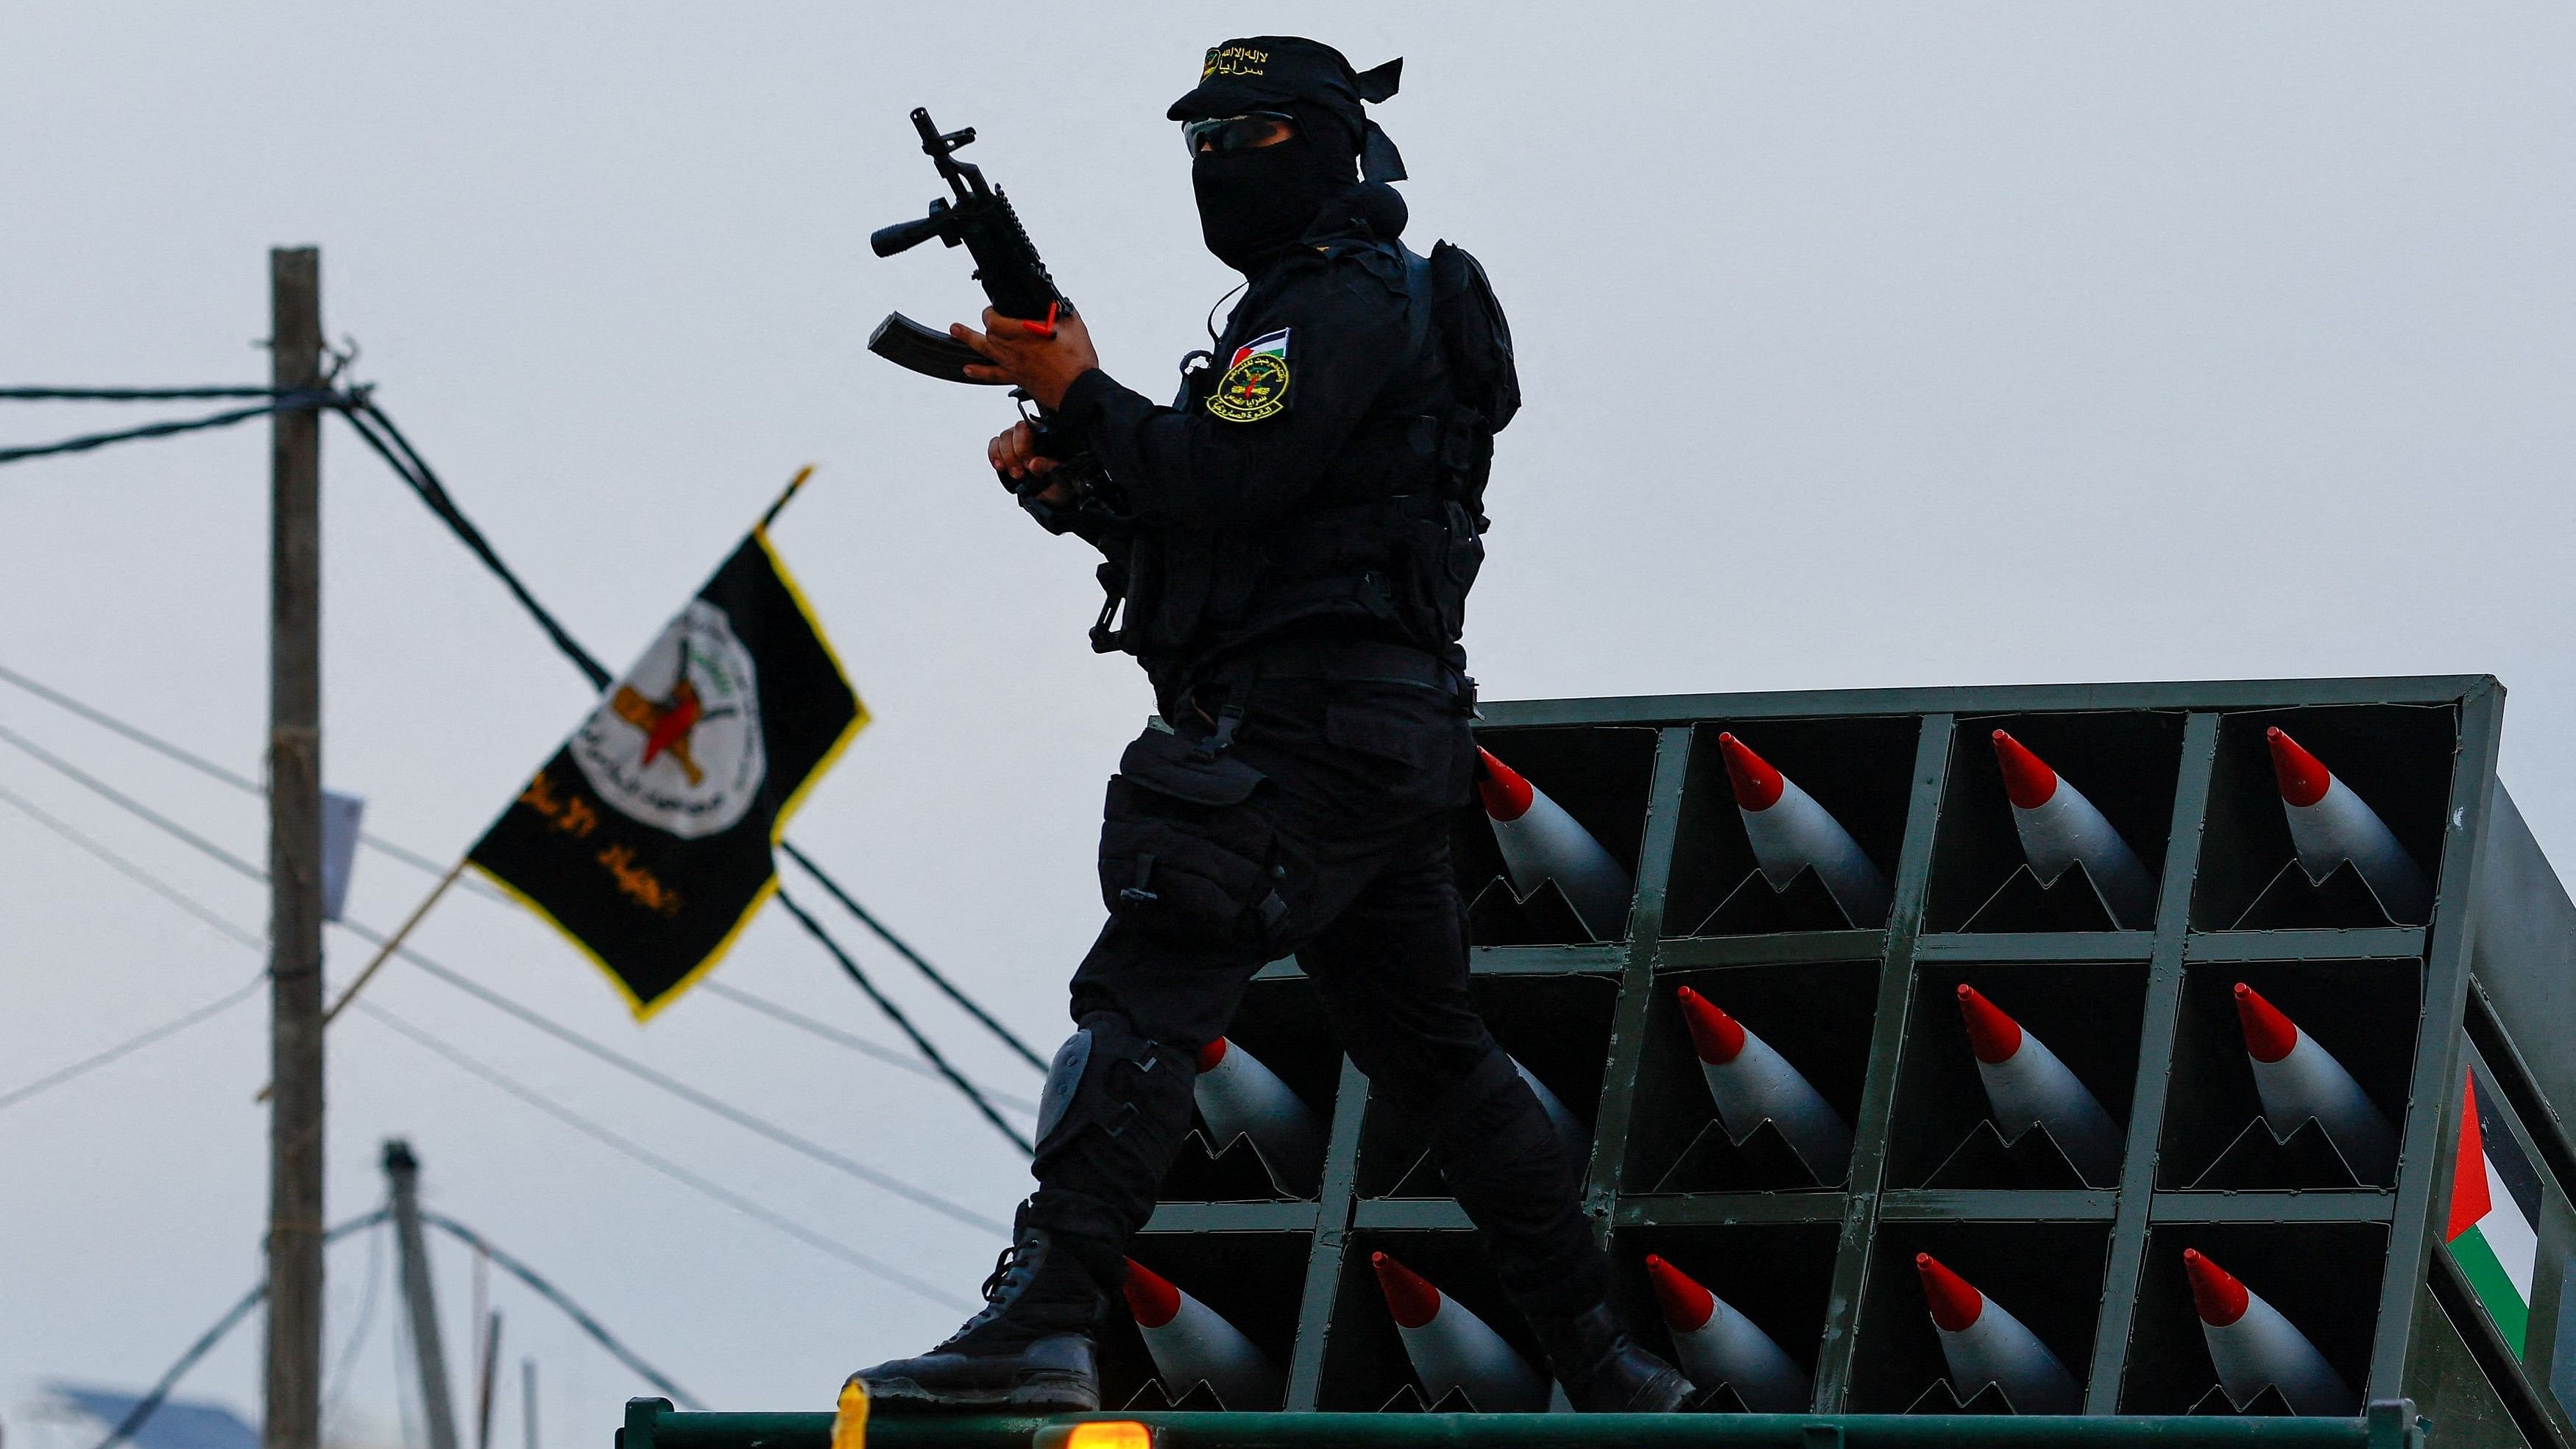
[1680,988,1853,1181]
[2189,1251,2355,1416]
[1993,732,2156,928]
[2270,727,2431,919]
[1707,1031,1851,1179]
[1957,985,2123,1184]
[1124,1261,1285,1409]
[1477,750,1632,940]
[1738,784,1890,926]
[1933,1300,2080,1414]
[2249,1030,2397,1179]
[1374,1254,1554,1413]
[2284,777,2431,919]
[1194,1038,1326,1191]
[1646,1255,1811,1411]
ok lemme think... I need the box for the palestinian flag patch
[1206,327,1291,423]
[2445,1068,2541,1356]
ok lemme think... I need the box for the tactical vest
[1090,238,1518,686]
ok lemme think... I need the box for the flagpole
[759,464,816,531]
[254,857,464,1103]
[323,857,466,1025]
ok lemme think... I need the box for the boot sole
[859,1373,1099,1412]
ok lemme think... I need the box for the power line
[698,979,1036,1115]
[0,657,503,890]
[0,974,263,1115]
[0,776,262,949]
[0,391,342,467]
[776,888,1031,1157]
[336,401,1042,1080]
[355,1000,969,1310]
[0,718,263,885]
[0,656,1044,1116]
[331,913,1009,1234]
[782,841,1048,1073]
[419,1213,704,1409]
[91,1209,390,1449]
[0,738,1007,1236]
[91,1204,702,1449]
[0,788,987,1298]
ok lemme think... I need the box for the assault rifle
[868,107,1069,386]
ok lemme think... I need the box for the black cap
[1170,37,1406,181]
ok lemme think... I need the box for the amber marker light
[1036,1423,1156,1449]
[828,1381,868,1449]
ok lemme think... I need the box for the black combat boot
[1532,1304,1697,1413]
[846,1208,1106,1410]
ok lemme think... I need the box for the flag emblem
[1207,329,1292,424]
[576,599,766,838]
[2445,1068,2540,1356]
[470,527,865,1018]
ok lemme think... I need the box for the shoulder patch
[1207,328,1292,422]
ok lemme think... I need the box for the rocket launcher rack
[676,676,2576,1445]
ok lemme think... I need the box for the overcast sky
[5,1,2574,1439]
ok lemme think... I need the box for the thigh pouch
[1098,727,1290,949]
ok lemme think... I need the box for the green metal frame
[1103,675,2572,1434]
[621,1397,2430,1449]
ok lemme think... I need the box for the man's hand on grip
[988,421,1075,505]
[952,306,1099,411]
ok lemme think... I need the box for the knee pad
[1032,1013,1197,1177]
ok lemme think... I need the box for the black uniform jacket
[1052,218,1457,698]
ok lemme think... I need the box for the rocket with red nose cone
[2233,982,2396,1179]
[1914,1253,2080,1413]
[1677,986,1853,1180]
[1644,1254,1811,1411]
[1122,1258,1287,1409]
[2183,1249,2355,1415]
[1716,733,1890,927]
[1475,747,1634,940]
[2266,726,2431,919]
[1990,730,2156,928]
[1371,1251,1557,1412]
[1194,1038,1326,1192]
[1956,985,2123,1183]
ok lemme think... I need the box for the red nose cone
[1372,1251,1443,1331]
[1123,1258,1183,1330]
[1196,1038,1228,1073]
[1915,1253,1985,1333]
[1956,984,2025,1066]
[1677,986,1747,1066]
[1644,1254,1717,1333]
[2267,726,2333,809]
[1991,730,2061,811]
[2233,982,2301,1065]
[1476,748,1536,822]
[2182,1249,2251,1328]
[1717,732,1786,812]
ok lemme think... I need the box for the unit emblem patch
[1206,327,1292,423]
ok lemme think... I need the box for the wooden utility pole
[386,1141,463,1449]
[265,246,326,1449]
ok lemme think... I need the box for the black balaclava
[1170,38,1408,272]
[1189,115,1356,270]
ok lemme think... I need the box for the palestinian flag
[2444,1068,2541,1356]
[469,525,864,1018]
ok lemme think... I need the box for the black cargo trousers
[1022,656,1611,1323]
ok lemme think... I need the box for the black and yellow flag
[469,526,865,1018]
